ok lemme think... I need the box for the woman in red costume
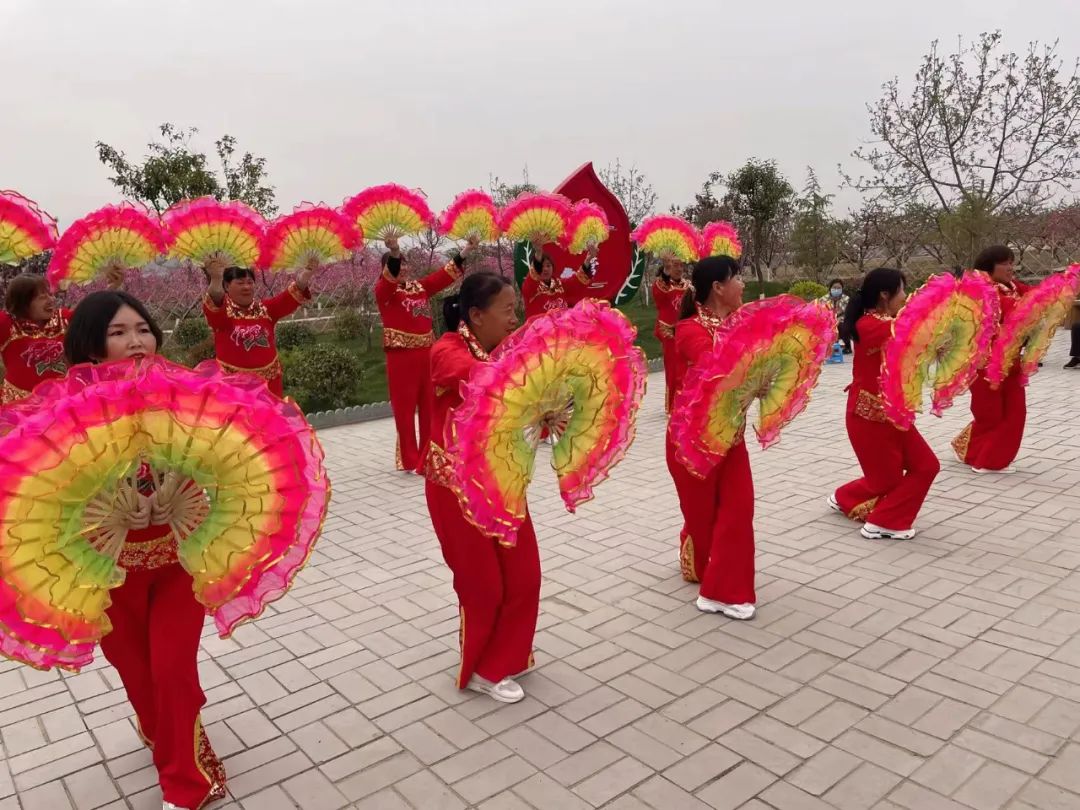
[651,257,690,413]
[666,256,756,620]
[1,269,121,404]
[64,291,225,810]
[952,245,1032,473]
[375,236,473,472]
[202,259,315,397]
[829,267,940,540]
[520,241,595,322]
[422,272,538,704]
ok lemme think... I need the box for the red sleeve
[420,261,463,297]
[265,283,310,322]
[651,281,663,313]
[202,295,229,331]
[430,336,475,390]
[858,316,893,352]
[676,320,713,367]
[520,272,539,306]
[0,312,11,346]
[564,269,592,306]
[375,269,397,307]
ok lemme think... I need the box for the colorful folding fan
[631,215,701,263]
[701,221,743,259]
[497,192,572,245]
[260,203,359,271]
[162,197,266,268]
[562,200,610,255]
[437,189,499,242]
[880,272,999,429]
[669,296,834,478]
[0,190,59,265]
[46,203,165,290]
[986,264,1080,387]
[449,300,647,546]
[341,184,433,241]
[0,357,329,672]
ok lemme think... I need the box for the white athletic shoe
[163,803,187,810]
[696,596,756,620]
[861,523,915,540]
[827,494,843,515]
[971,465,1016,474]
[466,675,525,703]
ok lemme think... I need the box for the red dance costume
[99,473,225,809]
[203,284,310,397]
[0,309,71,404]
[952,280,1032,471]
[665,306,756,604]
[521,264,592,322]
[652,277,690,413]
[421,326,540,688]
[834,313,940,530]
[376,258,462,471]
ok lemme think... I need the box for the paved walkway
[2,336,1079,810]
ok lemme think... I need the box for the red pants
[836,413,940,531]
[386,348,433,471]
[425,481,540,688]
[953,371,1026,471]
[660,338,677,414]
[665,436,756,604]
[100,564,225,809]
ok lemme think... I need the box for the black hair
[678,255,741,320]
[841,267,905,343]
[972,245,1015,274]
[443,272,513,332]
[4,274,49,319]
[827,278,844,289]
[64,291,164,365]
[223,266,255,285]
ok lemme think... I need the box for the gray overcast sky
[2,0,1078,226]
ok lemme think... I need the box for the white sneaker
[466,675,525,703]
[861,523,915,540]
[827,494,842,515]
[696,596,756,620]
[971,465,1016,474]
[163,803,187,810]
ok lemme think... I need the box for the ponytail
[443,294,464,332]
[678,255,740,320]
[842,267,905,343]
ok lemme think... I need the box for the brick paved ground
[2,335,1079,810]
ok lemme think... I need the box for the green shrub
[276,321,317,351]
[333,308,366,341]
[787,280,829,301]
[172,318,211,350]
[282,344,363,413]
[187,339,216,366]
[742,280,790,301]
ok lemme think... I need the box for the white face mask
[830,288,843,298]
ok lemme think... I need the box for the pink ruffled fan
[448,300,647,546]
[986,264,1080,387]
[880,272,999,429]
[669,296,834,478]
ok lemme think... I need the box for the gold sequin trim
[657,320,675,340]
[117,535,178,572]
[422,442,456,489]
[680,535,699,583]
[849,498,879,522]
[218,357,283,382]
[1,311,67,352]
[853,390,890,424]
[0,378,31,405]
[192,715,227,809]
[952,423,972,464]
[383,328,435,349]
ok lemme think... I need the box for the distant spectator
[817,278,852,353]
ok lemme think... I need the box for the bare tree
[598,159,658,228]
[846,32,1080,265]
